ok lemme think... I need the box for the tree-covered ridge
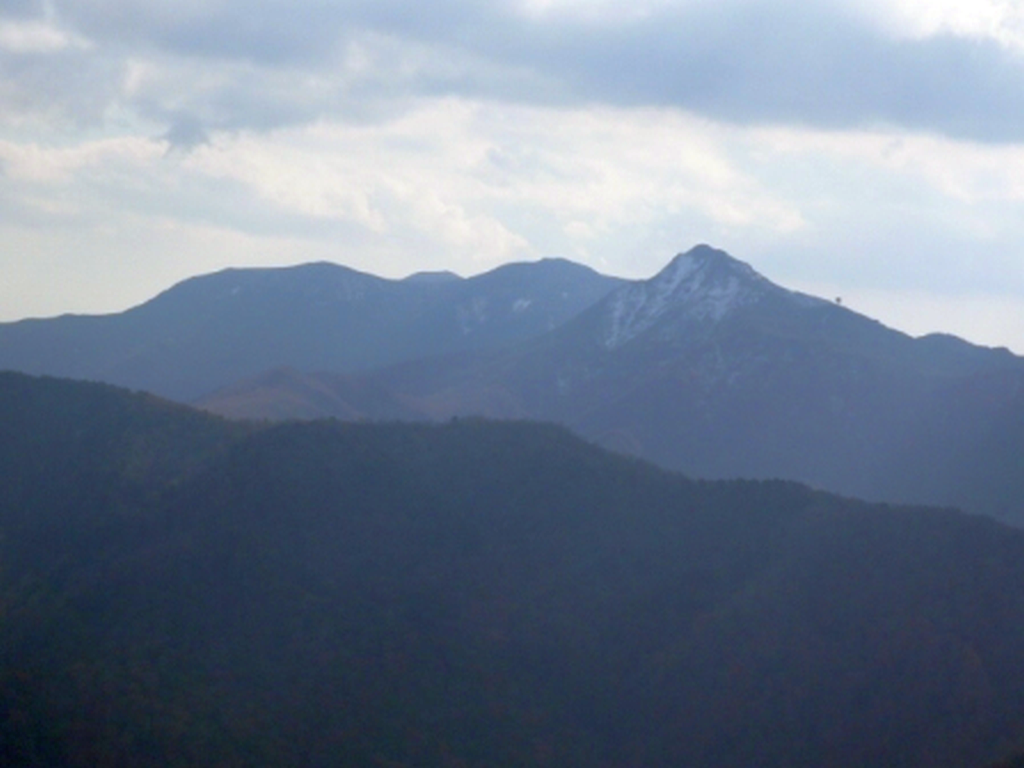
[3,372,1024,766]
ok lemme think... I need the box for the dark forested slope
[3,372,1024,766]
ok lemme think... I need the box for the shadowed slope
[3,373,1024,765]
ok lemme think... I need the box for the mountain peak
[403,270,462,284]
[663,244,764,283]
[602,245,773,349]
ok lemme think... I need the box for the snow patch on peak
[603,249,768,349]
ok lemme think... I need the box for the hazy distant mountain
[211,245,1024,523]
[399,245,1024,521]
[0,258,623,400]
[6,370,1024,767]
[7,244,1024,523]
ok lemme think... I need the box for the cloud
[161,113,209,152]
[0,51,121,129]
[3,1,1024,351]
[0,18,86,53]
[471,0,1024,142]
[0,0,1015,144]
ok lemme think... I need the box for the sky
[3,0,1024,351]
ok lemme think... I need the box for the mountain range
[356,245,1024,522]
[205,246,1024,525]
[0,258,622,401]
[4,370,1024,767]
[3,245,1023,524]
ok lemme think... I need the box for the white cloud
[0,19,88,53]
[0,97,809,288]
[860,0,1024,48]
[0,135,160,183]
[0,0,1016,143]
[752,125,1024,205]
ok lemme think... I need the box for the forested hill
[4,371,1024,766]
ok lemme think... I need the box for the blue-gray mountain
[4,244,1023,524]
[204,246,1024,525]
[0,258,623,401]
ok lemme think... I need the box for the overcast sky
[4,0,1024,351]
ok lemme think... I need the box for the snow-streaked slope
[603,244,824,349]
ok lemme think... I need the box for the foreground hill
[0,258,622,401]
[4,372,1024,766]
[208,245,1024,524]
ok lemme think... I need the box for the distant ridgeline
[1,246,1023,527]
[4,371,1024,767]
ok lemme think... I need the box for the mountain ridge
[5,370,1024,766]
[195,246,1024,525]
[5,244,1024,524]
[0,257,624,400]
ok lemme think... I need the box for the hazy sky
[4,0,1024,351]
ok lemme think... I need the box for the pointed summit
[665,243,763,280]
[602,245,777,349]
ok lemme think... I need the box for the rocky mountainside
[0,258,623,401]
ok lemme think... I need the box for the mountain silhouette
[206,246,1024,524]
[0,258,623,400]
